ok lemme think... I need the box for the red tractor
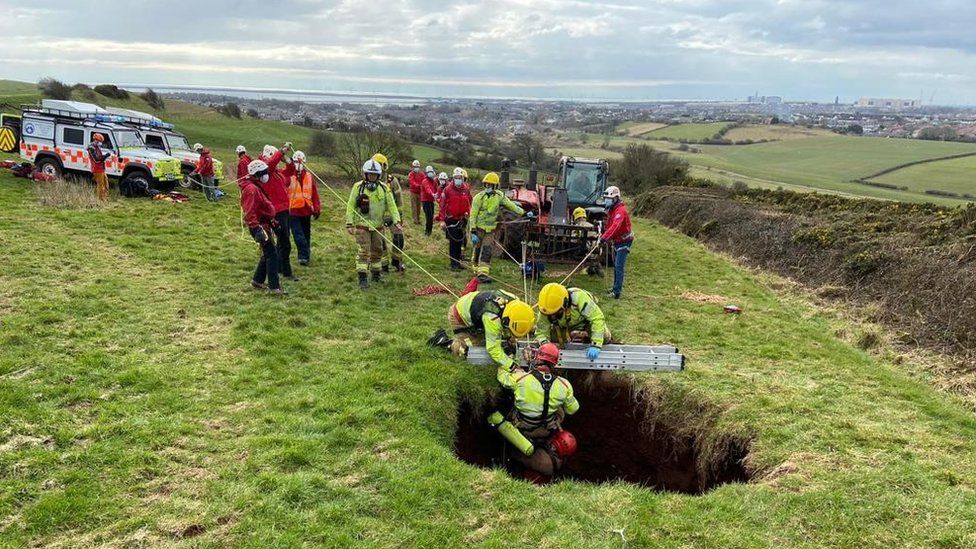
[496,156,613,274]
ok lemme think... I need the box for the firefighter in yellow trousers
[346,159,401,289]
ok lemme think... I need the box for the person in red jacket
[420,165,439,236]
[407,159,424,225]
[190,145,217,201]
[286,151,320,266]
[259,143,297,281]
[240,159,285,295]
[87,133,112,201]
[236,145,251,181]
[437,171,472,271]
[600,186,633,299]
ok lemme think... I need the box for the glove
[313,212,320,220]
[250,227,268,243]
[586,346,601,361]
[471,233,480,245]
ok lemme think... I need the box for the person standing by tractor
[490,342,579,483]
[190,145,217,201]
[87,132,112,201]
[572,207,593,229]
[346,159,401,289]
[286,151,320,266]
[259,143,297,282]
[535,283,609,361]
[372,153,405,273]
[446,289,535,370]
[240,159,286,296]
[469,171,527,283]
[407,159,424,225]
[601,185,633,299]
[421,165,438,237]
[236,145,251,181]
[437,169,472,271]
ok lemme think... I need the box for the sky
[2,0,975,104]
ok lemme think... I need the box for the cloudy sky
[2,0,975,103]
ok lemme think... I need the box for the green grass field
[870,154,976,196]
[616,121,667,137]
[645,122,733,141]
[723,125,834,142]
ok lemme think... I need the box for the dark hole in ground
[454,372,752,494]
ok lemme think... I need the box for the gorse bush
[94,84,130,100]
[140,88,165,110]
[611,143,689,194]
[38,78,72,100]
[219,103,242,119]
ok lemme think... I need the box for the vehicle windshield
[115,130,144,148]
[563,162,606,205]
[166,134,191,151]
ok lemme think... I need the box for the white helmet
[603,185,621,199]
[452,167,465,178]
[293,151,306,162]
[425,165,435,176]
[362,159,383,177]
[235,145,247,154]
[193,143,203,152]
[411,160,421,168]
[438,172,448,181]
[263,144,278,158]
[247,159,269,176]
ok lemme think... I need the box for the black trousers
[274,210,292,277]
[422,201,435,236]
[253,229,281,290]
[445,217,467,268]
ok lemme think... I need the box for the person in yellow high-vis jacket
[372,153,406,273]
[535,283,610,361]
[470,171,526,283]
[447,289,535,369]
[346,158,400,289]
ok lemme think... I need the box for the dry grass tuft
[34,177,106,209]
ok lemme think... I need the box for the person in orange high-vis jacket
[286,151,320,265]
[87,133,112,201]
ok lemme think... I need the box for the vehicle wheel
[35,157,62,179]
[178,173,193,189]
[121,172,151,198]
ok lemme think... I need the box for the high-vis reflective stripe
[289,171,314,210]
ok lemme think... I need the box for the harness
[356,180,389,215]
[530,369,556,425]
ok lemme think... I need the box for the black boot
[381,264,390,273]
[358,272,368,289]
[392,258,405,273]
[372,270,382,283]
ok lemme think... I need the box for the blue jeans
[612,240,632,297]
[290,215,312,262]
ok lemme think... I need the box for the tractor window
[63,128,85,145]
[564,163,605,205]
[145,134,166,151]
[165,134,191,151]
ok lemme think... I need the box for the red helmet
[535,343,560,367]
[92,133,104,142]
[549,430,577,458]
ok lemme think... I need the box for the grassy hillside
[723,125,834,142]
[870,154,976,196]
[645,122,733,141]
[616,121,667,137]
[3,106,976,545]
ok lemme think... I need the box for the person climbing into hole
[489,342,579,484]
[446,289,535,369]
[535,282,610,362]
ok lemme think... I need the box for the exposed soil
[454,373,751,494]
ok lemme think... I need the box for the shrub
[218,103,242,119]
[38,78,72,100]
[610,143,689,194]
[308,131,337,157]
[140,88,165,110]
[94,84,130,100]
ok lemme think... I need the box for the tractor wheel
[35,157,62,179]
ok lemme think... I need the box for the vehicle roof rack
[22,100,175,130]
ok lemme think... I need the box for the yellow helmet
[537,283,569,316]
[482,172,500,186]
[573,207,587,221]
[502,299,535,338]
[371,153,389,171]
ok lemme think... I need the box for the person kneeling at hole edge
[536,282,610,361]
[490,342,579,484]
[241,160,286,296]
[346,159,401,289]
[447,290,535,369]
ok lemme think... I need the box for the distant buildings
[857,97,919,110]
[748,93,783,104]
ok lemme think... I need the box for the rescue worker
[436,171,449,202]
[240,160,286,296]
[236,145,251,181]
[572,207,593,229]
[408,159,424,225]
[436,169,472,271]
[259,143,297,281]
[346,158,401,289]
[286,151,320,266]
[536,283,609,361]
[469,171,528,283]
[491,342,579,481]
[421,165,438,236]
[601,186,633,299]
[87,133,111,201]
[190,145,216,201]
[447,289,535,370]
[372,153,405,273]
